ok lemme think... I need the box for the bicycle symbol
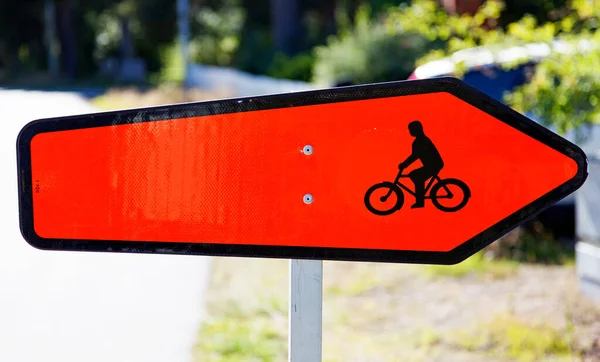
[364,171,471,215]
[364,120,471,215]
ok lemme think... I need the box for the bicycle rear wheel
[364,182,404,216]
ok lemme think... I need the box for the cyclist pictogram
[364,121,471,215]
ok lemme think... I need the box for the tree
[313,4,432,85]
[0,0,46,77]
[500,0,569,26]
[85,0,177,75]
[385,0,600,134]
[505,0,600,135]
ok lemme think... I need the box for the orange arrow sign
[17,78,587,264]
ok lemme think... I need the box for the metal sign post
[289,259,323,362]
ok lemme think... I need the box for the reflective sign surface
[17,78,587,264]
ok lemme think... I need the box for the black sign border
[16,77,588,265]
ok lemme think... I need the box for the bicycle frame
[389,171,454,199]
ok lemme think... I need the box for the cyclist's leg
[409,168,430,207]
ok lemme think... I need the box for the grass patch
[449,315,577,362]
[197,300,287,362]
[421,252,519,280]
[417,327,442,350]
[194,258,288,362]
[326,268,381,296]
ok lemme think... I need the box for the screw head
[303,194,314,204]
[302,145,313,155]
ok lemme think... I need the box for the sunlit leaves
[385,0,600,134]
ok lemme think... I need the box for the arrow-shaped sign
[17,77,587,264]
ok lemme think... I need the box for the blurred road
[0,90,212,362]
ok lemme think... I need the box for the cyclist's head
[408,121,423,136]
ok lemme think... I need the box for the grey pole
[289,259,323,362]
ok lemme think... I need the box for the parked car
[408,40,600,239]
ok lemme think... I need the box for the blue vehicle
[408,41,600,239]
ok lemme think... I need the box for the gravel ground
[197,257,600,361]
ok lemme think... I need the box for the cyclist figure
[398,120,444,208]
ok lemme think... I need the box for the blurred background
[2,0,600,361]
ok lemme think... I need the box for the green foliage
[452,316,576,362]
[91,10,123,63]
[0,0,47,77]
[365,0,411,15]
[485,222,575,265]
[266,52,315,81]
[233,29,275,75]
[386,0,600,134]
[154,42,185,84]
[312,5,433,86]
[189,3,246,67]
[197,301,286,362]
[504,0,600,135]
[500,0,569,26]
[385,0,545,68]
[134,0,178,73]
[88,0,177,72]
[506,42,600,134]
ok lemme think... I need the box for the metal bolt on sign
[303,194,314,204]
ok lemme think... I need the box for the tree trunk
[270,0,301,55]
[9,43,21,77]
[56,0,76,78]
[44,0,59,78]
[120,16,134,59]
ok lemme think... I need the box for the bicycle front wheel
[431,178,471,212]
[364,182,404,216]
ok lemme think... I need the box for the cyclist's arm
[399,153,418,169]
